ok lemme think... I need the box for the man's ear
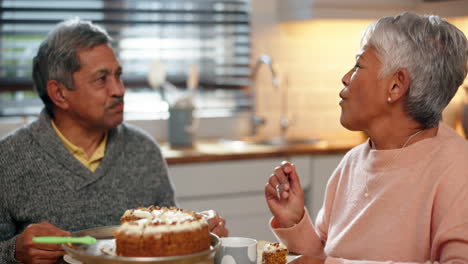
[387,68,410,103]
[47,80,69,110]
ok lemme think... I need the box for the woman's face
[339,47,393,131]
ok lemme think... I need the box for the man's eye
[354,64,361,69]
[97,76,107,82]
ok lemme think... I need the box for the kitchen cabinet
[278,0,468,22]
[168,154,344,241]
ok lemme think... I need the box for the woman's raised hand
[265,161,305,228]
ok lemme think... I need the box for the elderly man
[0,18,227,264]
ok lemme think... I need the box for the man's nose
[110,77,125,96]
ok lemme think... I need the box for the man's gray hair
[33,18,112,117]
[360,12,468,128]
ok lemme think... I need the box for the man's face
[65,44,125,131]
[338,47,392,131]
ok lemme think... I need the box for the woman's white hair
[360,12,468,128]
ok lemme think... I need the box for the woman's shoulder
[326,140,369,179]
[341,140,369,163]
[436,123,468,157]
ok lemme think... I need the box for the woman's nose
[341,69,352,87]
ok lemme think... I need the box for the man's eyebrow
[94,69,111,75]
[92,66,122,77]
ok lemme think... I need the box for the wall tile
[252,1,468,140]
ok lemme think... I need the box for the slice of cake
[114,206,211,257]
[262,242,288,264]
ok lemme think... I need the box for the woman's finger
[265,182,279,200]
[268,173,280,189]
[273,166,289,187]
[281,162,303,193]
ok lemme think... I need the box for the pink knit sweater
[272,123,468,264]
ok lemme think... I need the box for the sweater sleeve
[270,153,344,258]
[271,208,326,257]
[0,183,19,263]
[0,238,19,264]
[0,150,19,263]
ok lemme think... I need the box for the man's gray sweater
[0,110,176,263]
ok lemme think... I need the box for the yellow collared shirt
[51,120,107,172]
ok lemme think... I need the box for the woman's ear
[47,80,69,110]
[388,68,410,103]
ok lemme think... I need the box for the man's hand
[265,161,305,228]
[289,255,325,264]
[200,210,229,237]
[15,221,70,264]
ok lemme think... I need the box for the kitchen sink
[218,137,322,147]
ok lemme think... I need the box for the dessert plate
[63,254,82,264]
[62,225,220,264]
[286,255,300,263]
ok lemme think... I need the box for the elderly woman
[265,12,468,264]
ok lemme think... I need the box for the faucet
[249,54,279,137]
[279,74,291,140]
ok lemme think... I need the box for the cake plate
[62,225,220,264]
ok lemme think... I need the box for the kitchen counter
[161,138,363,164]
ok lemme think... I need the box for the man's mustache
[107,96,124,109]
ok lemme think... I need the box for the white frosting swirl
[133,209,152,219]
[118,222,144,234]
[116,207,207,234]
[263,243,287,253]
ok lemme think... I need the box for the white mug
[214,237,257,264]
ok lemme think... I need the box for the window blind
[0,0,251,91]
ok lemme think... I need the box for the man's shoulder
[0,122,34,148]
[117,122,159,146]
[0,123,37,169]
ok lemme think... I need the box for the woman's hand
[15,221,70,264]
[265,161,305,228]
[200,209,229,237]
